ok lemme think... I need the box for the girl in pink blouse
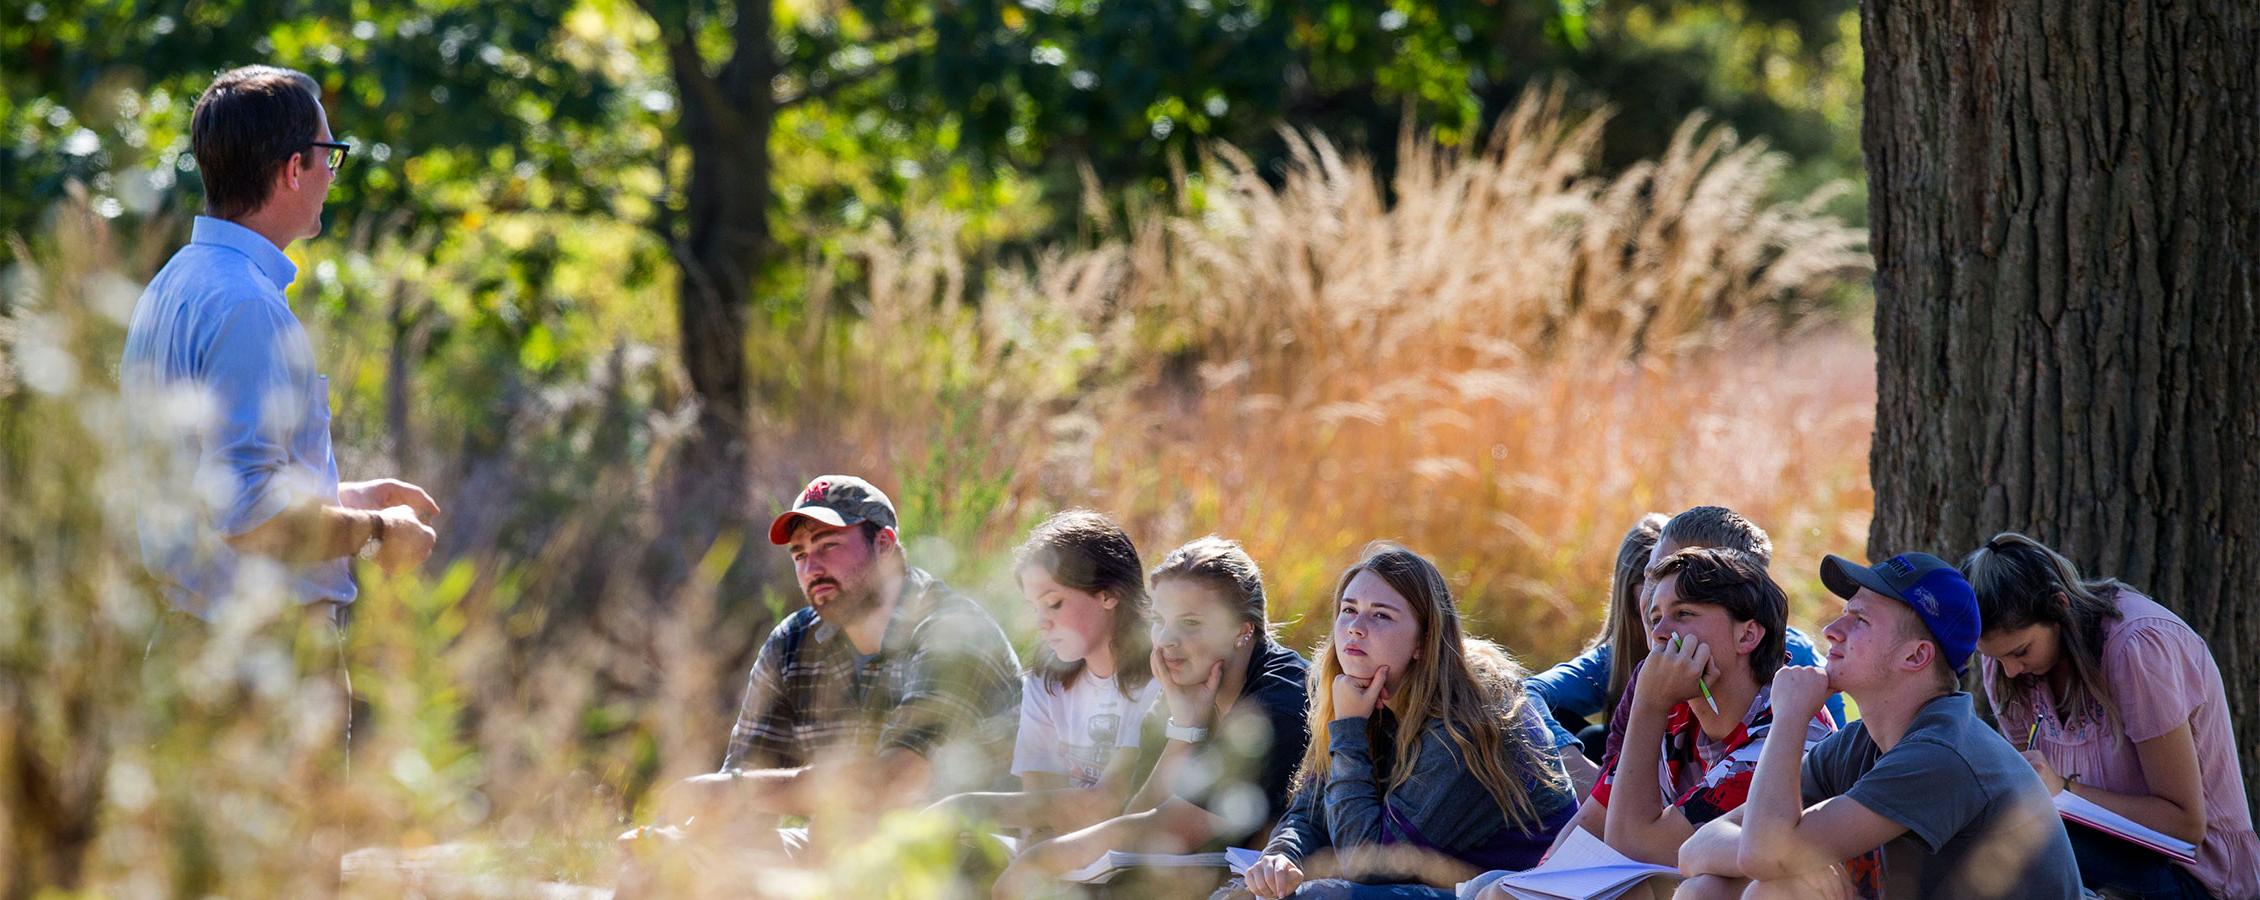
[1963,532,2258,899]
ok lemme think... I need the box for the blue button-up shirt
[120,216,353,619]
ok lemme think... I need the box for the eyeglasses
[309,140,352,171]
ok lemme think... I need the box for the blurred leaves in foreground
[1,93,1873,895]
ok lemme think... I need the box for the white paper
[1226,847,1263,875]
[1476,828,1679,900]
[2055,791,2197,862]
[1060,850,1230,884]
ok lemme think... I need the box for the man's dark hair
[191,66,324,220]
[1650,547,1790,683]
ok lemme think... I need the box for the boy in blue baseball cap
[1673,551,2082,899]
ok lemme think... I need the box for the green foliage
[2,0,643,249]
[2,2,1875,892]
[6,0,1865,264]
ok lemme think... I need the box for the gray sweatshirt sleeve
[1263,777,1330,863]
[1321,717,1508,856]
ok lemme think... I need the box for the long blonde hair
[1298,543,1563,829]
[1959,532,2127,743]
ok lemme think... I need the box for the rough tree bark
[1863,0,2258,812]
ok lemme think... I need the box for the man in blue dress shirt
[121,65,440,626]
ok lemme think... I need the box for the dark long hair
[1959,532,2127,743]
[1019,510,1153,699]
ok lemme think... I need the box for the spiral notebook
[2056,791,2197,864]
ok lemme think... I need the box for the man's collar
[190,216,299,291]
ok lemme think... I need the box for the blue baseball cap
[1819,552,1979,676]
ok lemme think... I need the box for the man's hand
[340,478,442,521]
[1633,634,1711,713]
[1769,666,1831,723]
[370,505,437,574]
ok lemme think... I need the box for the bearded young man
[620,476,1019,889]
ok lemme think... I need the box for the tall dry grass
[800,88,1874,653]
[0,91,1874,896]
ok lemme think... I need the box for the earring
[1236,634,1251,648]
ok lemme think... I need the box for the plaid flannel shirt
[720,566,1020,773]
[1592,683,1837,825]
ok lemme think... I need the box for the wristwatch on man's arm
[356,510,389,560]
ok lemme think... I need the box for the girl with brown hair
[1236,544,1576,899]
[1964,532,2257,899]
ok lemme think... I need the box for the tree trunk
[651,0,776,563]
[1863,0,2259,816]
[385,281,414,468]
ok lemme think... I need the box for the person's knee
[1740,868,1851,900]
[991,856,1036,900]
[1279,878,1356,900]
[1738,880,1795,900]
[1674,874,1746,900]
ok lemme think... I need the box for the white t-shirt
[1011,669,1161,788]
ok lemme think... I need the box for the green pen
[1673,634,1721,714]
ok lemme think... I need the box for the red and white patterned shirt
[1591,683,1837,824]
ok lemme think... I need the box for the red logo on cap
[802,480,830,505]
